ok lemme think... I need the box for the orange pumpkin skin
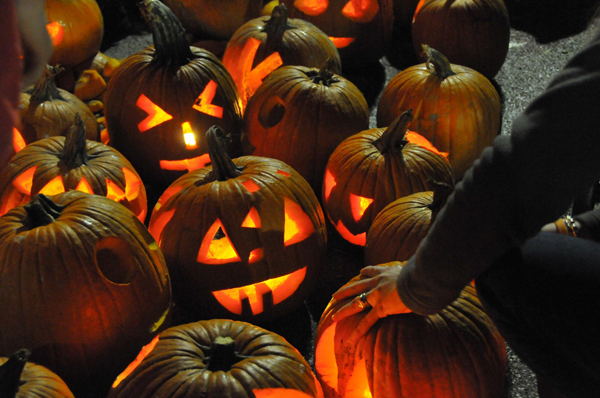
[0,192,172,398]
[148,126,327,324]
[244,65,370,196]
[108,319,324,398]
[376,47,501,180]
[412,0,510,78]
[222,4,342,110]
[0,117,147,222]
[322,112,454,247]
[45,0,104,69]
[314,269,507,398]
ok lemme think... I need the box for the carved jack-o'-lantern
[0,115,147,222]
[148,126,327,323]
[281,0,394,67]
[104,0,244,190]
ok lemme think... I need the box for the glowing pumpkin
[376,46,501,180]
[0,115,147,222]
[0,191,172,398]
[281,0,394,67]
[222,3,341,110]
[108,319,324,397]
[148,125,327,323]
[314,268,507,398]
[104,0,244,191]
[323,110,454,246]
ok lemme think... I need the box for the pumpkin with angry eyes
[148,125,327,323]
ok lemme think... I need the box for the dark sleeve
[397,29,600,315]
[575,208,600,242]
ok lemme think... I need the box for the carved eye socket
[136,94,173,132]
[342,0,380,23]
[294,0,328,15]
[197,219,241,264]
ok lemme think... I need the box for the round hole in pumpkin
[95,236,136,284]
[258,96,286,128]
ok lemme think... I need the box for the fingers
[343,308,379,348]
[331,298,365,322]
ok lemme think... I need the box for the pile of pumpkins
[0,0,512,397]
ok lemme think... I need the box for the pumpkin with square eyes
[104,0,244,191]
[148,125,327,323]
[280,0,394,67]
[0,115,147,222]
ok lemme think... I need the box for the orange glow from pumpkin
[154,185,184,212]
[249,248,264,264]
[237,38,283,110]
[112,335,160,388]
[159,154,211,172]
[12,128,26,153]
[294,0,328,15]
[212,266,307,315]
[75,177,93,194]
[335,220,366,246]
[406,131,448,158]
[242,179,261,193]
[323,169,337,201]
[137,94,173,132]
[46,21,65,46]
[277,169,291,177]
[197,219,241,264]
[350,193,373,222]
[329,37,355,48]
[181,122,198,149]
[242,207,262,228]
[253,388,316,398]
[148,209,176,245]
[413,0,426,23]
[12,166,36,194]
[284,197,315,246]
[39,176,65,196]
[192,80,223,118]
[342,0,379,23]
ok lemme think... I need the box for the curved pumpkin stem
[139,0,193,67]
[61,113,89,169]
[202,125,243,183]
[24,194,66,228]
[201,336,251,372]
[28,65,66,106]
[305,67,339,87]
[373,109,413,155]
[0,349,30,398]
[428,180,454,223]
[262,3,293,54]
[422,44,456,79]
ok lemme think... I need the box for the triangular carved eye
[284,197,315,246]
[294,0,328,15]
[342,0,379,23]
[350,193,373,222]
[137,94,173,132]
[39,176,65,196]
[197,219,241,264]
[242,207,262,228]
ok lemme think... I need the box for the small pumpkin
[322,110,454,246]
[314,267,507,398]
[18,66,100,146]
[244,65,370,196]
[376,46,501,179]
[0,192,172,398]
[104,0,244,190]
[222,3,342,110]
[412,0,510,78]
[148,125,327,323]
[0,114,147,222]
[108,319,324,397]
[0,349,74,398]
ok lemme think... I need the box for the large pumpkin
[0,115,147,222]
[0,191,172,398]
[104,0,244,190]
[281,0,395,68]
[322,110,454,246]
[108,319,324,397]
[148,126,327,323]
[244,64,370,196]
[222,3,342,111]
[412,0,510,78]
[376,46,501,179]
[314,268,507,398]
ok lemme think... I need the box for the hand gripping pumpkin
[148,125,327,324]
[108,319,324,398]
[104,0,244,190]
[322,110,454,246]
[314,267,507,398]
[222,3,342,110]
[0,114,147,222]
[0,192,172,398]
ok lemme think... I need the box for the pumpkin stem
[202,125,243,183]
[428,180,454,222]
[373,109,413,154]
[305,67,339,87]
[262,3,293,53]
[24,194,65,228]
[139,0,193,67]
[28,65,66,105]
[202,336,251,372]
[60,113,89,168]
[0,349,30,398]
[422,45,456,79]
